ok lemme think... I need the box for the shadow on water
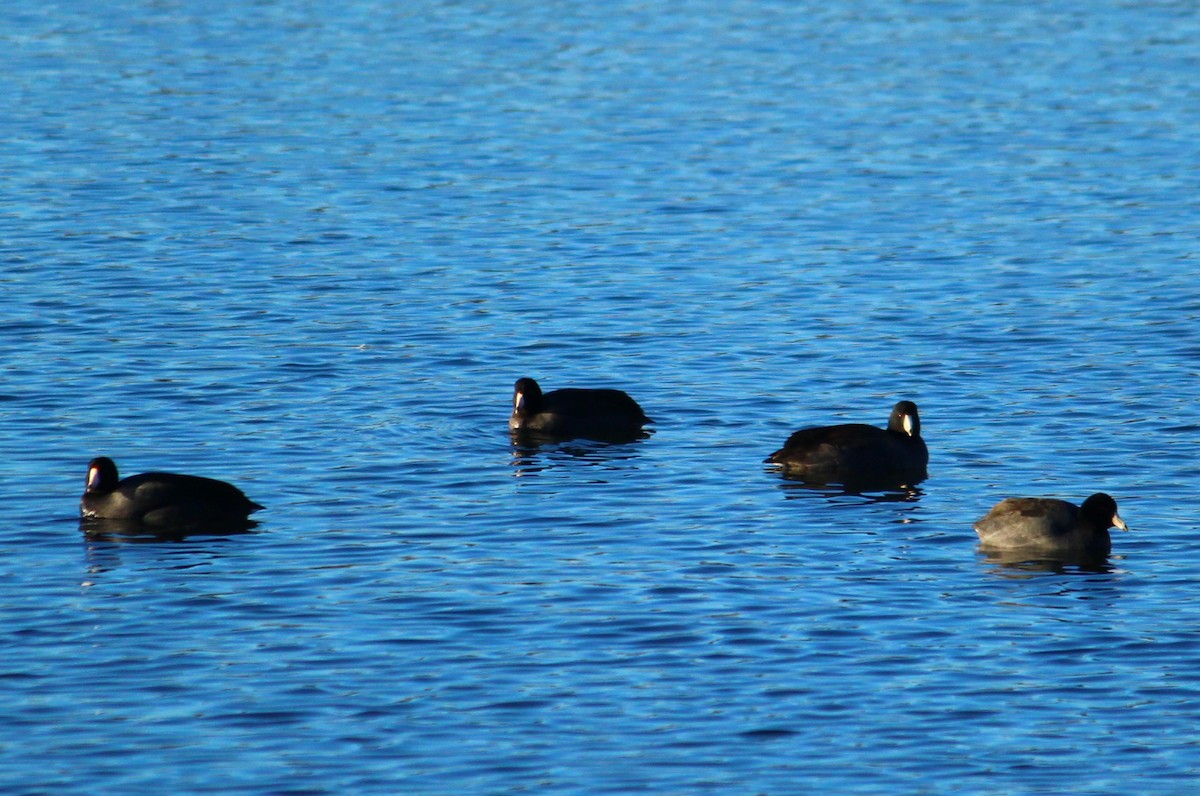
[80,516,260,544]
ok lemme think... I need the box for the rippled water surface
[4,1,1200,792]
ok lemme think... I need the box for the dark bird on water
[509,377,651,441]
[81,456,264,529]
[765,400,928,488]
[973,493,1127,556]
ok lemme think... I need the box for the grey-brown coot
[973,493,1127,556]
[765,400,928,488]
[509,377,651,441]
[81,456,264,528]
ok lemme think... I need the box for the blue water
[4,0,1200,792]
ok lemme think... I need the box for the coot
[509,377,651,441]
[81,457,264,528]
[765,400,928,487]
[974,493,1127,555]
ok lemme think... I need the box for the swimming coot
[765,400,928,487]
[509,377,651,441]
[973,493,1127,556]
[80,457,264,528]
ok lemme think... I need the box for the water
[3,0,1200,792]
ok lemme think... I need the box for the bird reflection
[978,547,1117,577]
[80,516,260,543]
[509,425,653,447]
[773,470,925,506]
[510,432,648,477]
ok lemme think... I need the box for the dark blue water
[4,1,1200,792]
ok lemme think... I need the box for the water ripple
[4,0,1200,793]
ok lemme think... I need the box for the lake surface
[3,0,1200,792]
